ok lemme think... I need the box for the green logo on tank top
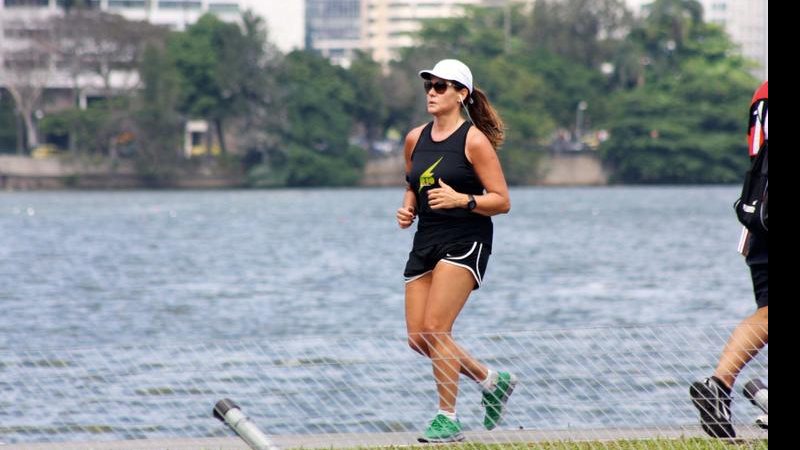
[419,156,443,192]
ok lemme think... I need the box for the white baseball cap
[419,59,473,94]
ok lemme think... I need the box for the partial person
[690,80,768,438]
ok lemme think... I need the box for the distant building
[0,0,244,152]
[0,0,244,93]
[305,0,361,67]
[301,0,533,67]
[360,0,532,65]
[105,0,243,30]
[0,0,243,28]
[361,0,477,65]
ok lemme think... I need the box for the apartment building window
[306,0,361,43]
[4,0,49,7]
[159,0,202,9]
[108,0,147,9]
[55,0,101,7]
[208,2,238,13]
[307,0,359,18]
[208,3,239,13]
[3,53,50,70]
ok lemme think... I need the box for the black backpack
[734,141,768,234]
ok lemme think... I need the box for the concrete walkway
[0,426,767,449]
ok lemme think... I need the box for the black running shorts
[750,263,768,308]
[404,241,491,290]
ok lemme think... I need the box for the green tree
[50,9,166,156]
[169,13,270,155]
[225,11,284,159]
[249,50,364,187]
[0,92,18,153]
[131,43,183,185]
[346,51,388,154]
[600,0,757,183]
[526,0,635,70]
[514,49,608,132]
[475,57,555,184]
[279,51,356,153]
[169,14,229,154]
[39,104,117,155]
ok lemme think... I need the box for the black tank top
[408,121,493,249]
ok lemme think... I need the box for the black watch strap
[467,194,477,210]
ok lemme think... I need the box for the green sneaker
[482,371,517,430]
[417,414,465,443]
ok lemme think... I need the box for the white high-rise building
[305,0,361,67]
[362,0,479,65]
[361,0,532,65]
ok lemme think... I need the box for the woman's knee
[420,323,451,347]
[408,334,429,356]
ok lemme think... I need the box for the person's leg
[714,305,768,389]
[690,264,768,439]
[422,262,488,413]
[406,272,433,357]
[406,270,488,381]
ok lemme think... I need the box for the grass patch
[344,439,768,450]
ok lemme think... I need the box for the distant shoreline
[1,152,610,190]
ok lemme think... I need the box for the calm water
[0,187,767,443]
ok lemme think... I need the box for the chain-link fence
[0,324,767,449]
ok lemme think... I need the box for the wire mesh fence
[0,324,767,449]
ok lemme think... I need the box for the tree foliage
[600,0,757,183]
[22,0,761,186]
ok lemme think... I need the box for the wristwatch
[467,194,477,210]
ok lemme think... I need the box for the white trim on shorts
[444,241,477,260]
[405,270,432,284]
[440,242,483,287]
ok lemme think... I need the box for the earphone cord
[460,98,474,124]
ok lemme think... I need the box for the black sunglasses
[423,80,455,94]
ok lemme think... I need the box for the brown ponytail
[467,87,505,150]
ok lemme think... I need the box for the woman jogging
[396,58,516,443]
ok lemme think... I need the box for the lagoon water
[0,187,767,443]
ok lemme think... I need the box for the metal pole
[214,398,281,450]
[576,101,587,142]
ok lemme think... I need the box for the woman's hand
[428,179,467,210]
[396,205,417,228]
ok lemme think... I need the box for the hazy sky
[240,0,305,52]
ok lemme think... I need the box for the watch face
[468,196,477,210]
